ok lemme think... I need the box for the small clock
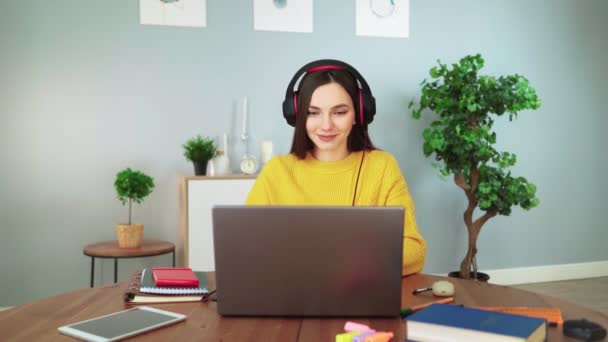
[240,155,258,175]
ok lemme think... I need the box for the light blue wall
[1,0,607,306]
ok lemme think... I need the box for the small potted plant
[409,54,541,280]
[114,168,155,248]
[183,134,217,175]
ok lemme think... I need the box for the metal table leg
[114,258,118,283]
[90,257,95,288]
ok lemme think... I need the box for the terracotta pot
[448,271,490,282]
[116,223,143,248]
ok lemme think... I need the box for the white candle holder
[261,141,274,164]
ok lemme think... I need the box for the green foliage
[476,166,539,215]
[114,168,154,225]
[114,168,155,205]
[410,54,541,216]
[183,135,217,162]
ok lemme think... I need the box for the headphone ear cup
[282,91,297,127]
[361,94,376,125]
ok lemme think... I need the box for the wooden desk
[83,240,175,287]
[1,274,606,341]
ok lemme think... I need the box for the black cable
[351,130,369,206]
[351,151,365,206]
[202,290,217,302]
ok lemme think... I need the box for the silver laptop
[212,205,404,317]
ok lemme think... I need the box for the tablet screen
[68,307,179,339]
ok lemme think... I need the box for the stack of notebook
[124,268,210,304]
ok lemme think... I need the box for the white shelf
[179,176,255,271]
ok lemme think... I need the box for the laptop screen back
[212,206,403,317]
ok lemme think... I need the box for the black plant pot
[448,271,490,282]
[193,161,208,176]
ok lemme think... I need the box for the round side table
[83,239,175,288]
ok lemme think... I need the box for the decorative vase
[214,150,230,176]
[116,223,143,248]
[213,133,231,176]
[448,271,490,282]
[193,161,208,176]
[206,159,215,176]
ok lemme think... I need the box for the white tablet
[57,306,186,342]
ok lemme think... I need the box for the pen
[400,297,455,317]
[412,287,432,295]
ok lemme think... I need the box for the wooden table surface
[1,273,606,341]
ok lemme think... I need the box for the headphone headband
[307,65,344,73]
[282,59,376,127]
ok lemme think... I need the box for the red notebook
[151,267,199,287]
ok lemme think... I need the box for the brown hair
[289,69,375,159]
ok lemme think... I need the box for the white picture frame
[356,0,409,38]
[254,0,313,33]
[140,0,207,28]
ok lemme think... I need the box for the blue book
[406,304,547,342]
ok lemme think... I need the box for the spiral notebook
[124,269,211,304]
[140,268,209,294]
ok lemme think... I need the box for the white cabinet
[179,176,255,271]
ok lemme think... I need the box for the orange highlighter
[364,332,394,342]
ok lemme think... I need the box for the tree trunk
[128,198,132,225]
[459,225,479,279]
[455,169,497,279]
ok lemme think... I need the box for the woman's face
[306,82,356,161]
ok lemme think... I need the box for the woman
[246,59,426,275]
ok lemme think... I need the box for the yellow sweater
[245,150,426,275]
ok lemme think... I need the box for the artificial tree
[114,168,155,225]
[113,167,154,248]
[409,54,541,279]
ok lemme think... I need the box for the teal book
[406,304,547,342]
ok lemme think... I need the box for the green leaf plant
[183,135,217,163]
[114,168,155,225]
[409,54,541,279]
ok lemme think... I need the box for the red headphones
[282,59,376,127]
